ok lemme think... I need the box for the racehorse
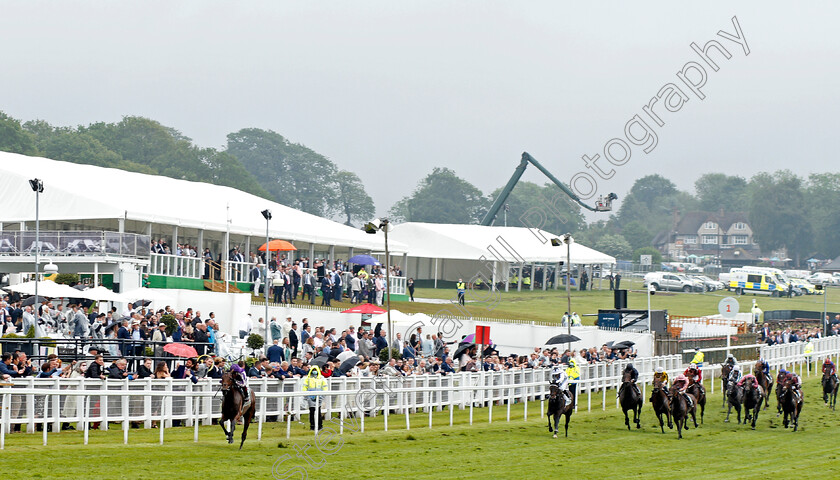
[685,373,705,424]
[775,371,786,416]
[668,385,697,439]
[619,371,642,431]
[822,372,839,410]
[220,372,256,449]
[724,380,744,424]
[546,383,573,438]
[720,364,733,407]
[754,361,773,410]
[650,378,672,433]
[779,377,803,432]
[742,379,764,430]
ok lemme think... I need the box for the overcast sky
[1,1,838,219]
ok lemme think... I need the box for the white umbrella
[6,280,83,298]
[121,287,174,303]
[74,285,129,302]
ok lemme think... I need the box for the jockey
[823,357,837,379]
[619,363,640,398]
[684,363,703,384]
[551,365,572,403]
[230,361,249,399]
[756,358,771,386]
[651,366,670,401]
[728,364,743,389]
[737,373,761,393]
[671,373,694,408]
[725,354,737,368]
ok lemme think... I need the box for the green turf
[2,375,837,479]
[388,283,839,325]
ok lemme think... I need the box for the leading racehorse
[668,384,697,439]
[822,372,839,410]
[650,378,672,433]
[220,371,256,449]
[546,383,573,438]
[619,371,642,430]
[775,370,786,416]
[780,376,803,432]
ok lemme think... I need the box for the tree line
[0,112,374,226]
[1,111,835,264]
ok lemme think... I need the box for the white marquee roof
[0,152,405,252]
[389,222,615,264]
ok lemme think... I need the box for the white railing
[149,253,204,278]
[4,342,839,448]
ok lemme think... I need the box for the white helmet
[733,365,741,371]
[655,366,664,373]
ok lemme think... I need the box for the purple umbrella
[463,333,493,345]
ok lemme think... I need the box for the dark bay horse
[754,361,772,410]
[619,372,642,430]
[780,378,803,431]
[668,385,697,439]
[650,378,672,433]
[822,372,838,410]
[725,381,744,424]
[546,383,573,438]
[685,374,705,424]
[775,371,787,416]
[220,372,256,449]
[720,364,733,407]
[742,379,764,430]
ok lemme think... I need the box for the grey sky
[1,1,838,219]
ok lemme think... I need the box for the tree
[806,173,840,258]
[621,220,653,252]
[335,170,375,226]
[616,174,697,238]
[633,246,663,264]
[593,234,633,260]
[695,173,748,212]
[747,171,812,264]
[389,167,487,224]
[486,181,585,234]
[0,111,38,155]
[226,128,338,217]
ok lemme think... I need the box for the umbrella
[74,285,128,302]
[21,295,48,307]
[338,357,360,374]
[545,334,581,345]
[611,341,635,350]
[336,349,358,363]
[463,333,494,345]
[311,354,329,369]
[348,254,380,266]
[341,304,387,315]
[132,300,152,309]
[452,343,475,361]
[163,342,198,358]
[258,239,297,252]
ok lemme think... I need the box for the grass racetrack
[2,376,838,479]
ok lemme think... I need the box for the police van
[728,267,789,296]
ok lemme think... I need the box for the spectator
[108,358,130,380]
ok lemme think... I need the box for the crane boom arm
[480,152,616,226]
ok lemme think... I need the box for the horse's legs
[220,417,230,440]
[699,401,704,425]
[563,412,570,437]
[623,409,630,431]
[634,403,641,429]
[547,414,553,433]
[239,410,252,450]
[751,406,758,430]
[229,420,236,444]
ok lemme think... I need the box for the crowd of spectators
[760,324,824,345]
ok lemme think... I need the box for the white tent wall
[247,305,653,357]
[161,289,252,335]
[408,257,510,283]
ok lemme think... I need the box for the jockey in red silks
[685,363,702,383]
[737,373,761,393]
[823,357,837,377]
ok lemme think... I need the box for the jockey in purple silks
[230,362,249,398]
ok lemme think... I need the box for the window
[747,274,762,283]
[734,222,746,230]
[704,222,718,230]
[702,235,718,244]
[683,235,697,244]
[734,235,748,245]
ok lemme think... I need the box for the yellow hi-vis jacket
[566,359,580,380]
[691,351,705,364]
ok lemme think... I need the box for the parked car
[807,272,839,285]
[644,272,703,292]
[790,277,820,295]
[691,275,725,292]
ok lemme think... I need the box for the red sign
[475,325,491,345]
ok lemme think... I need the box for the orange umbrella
[258,239,297,252]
